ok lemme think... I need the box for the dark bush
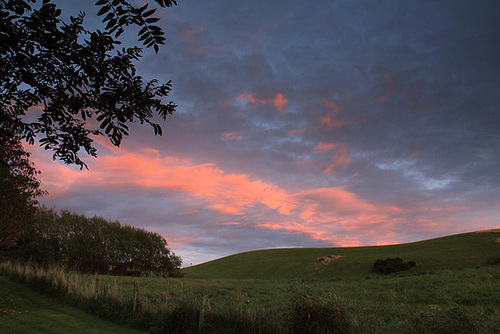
[372,257,417,274]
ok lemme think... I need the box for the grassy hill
[182,230,500,279]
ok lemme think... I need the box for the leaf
[145,17,160,24]
[138,26,148,36]
[97,5,110,16]
[99,118,110,129]
[104,12,115,22]
[106,18,118,30]
[105,123,114,135]
[143,9,156,17]
[138,32,149,42]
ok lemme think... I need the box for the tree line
[6,207,182,277]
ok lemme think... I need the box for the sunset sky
[28,0,500,265]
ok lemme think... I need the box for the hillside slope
[182,231,500,279]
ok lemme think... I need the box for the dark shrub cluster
[372,257,417,275]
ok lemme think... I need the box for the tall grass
[1,261,499,333]
[0,261,286,333]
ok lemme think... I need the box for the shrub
[372,257,416,275]
[290,292,351,334]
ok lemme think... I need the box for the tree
[11,207,182,275]
[1,0,178,249]
[1,0,178,169]
[0,128,46,251]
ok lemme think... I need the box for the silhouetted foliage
[0,128,46,252]
[1,0,178,255]
[372,257,417,275]
[8,207,182,275]
[1,0,178,168]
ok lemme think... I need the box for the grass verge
[0,276,144,334]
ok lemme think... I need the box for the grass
[90,265,500,333]
[182,231,500,279]
[0,276,145,334]
[1,230,499,333]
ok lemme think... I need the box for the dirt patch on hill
[316,255,343,265]
[475,229,500,233]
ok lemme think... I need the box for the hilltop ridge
[182,231,500,279]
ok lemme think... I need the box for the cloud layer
[29,0,500,264]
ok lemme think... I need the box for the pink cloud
[221,131,243,140]
[181,25,205,39]
[323,143,352,175]
[272,93,289,113]
[314,142,336,153]
[253,186,405,246]
[319,114,345,129]
[29,144,486,252]
[237,92,289,113]
[33,147,295,216]
[288,127,307,136]
[319,97,345,129]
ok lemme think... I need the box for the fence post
[94,275,100,298]
[133,281,139,313]
[198,294,207,334]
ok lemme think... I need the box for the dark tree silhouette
[10,207,182,275]
[1,0,178,168]
[0,129,46,251]
[0,0,178,249]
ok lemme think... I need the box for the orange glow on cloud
[319,114,344,129]
[323,143,352,175]
[288,127,307,136]
[221,131,243,140]
[254,186,404,245]
[34,148,295,216]
[314,142,336,153]
[319,97,345,129]
[29,145,412,248]
[272,93,289,113]
[237,92,289,113]
[181,25,205,39]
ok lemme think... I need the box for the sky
[27,0,500,265]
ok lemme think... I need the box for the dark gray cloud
[34,0,500,265]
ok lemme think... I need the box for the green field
[182,231,500,279]
[2,231,499,333]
